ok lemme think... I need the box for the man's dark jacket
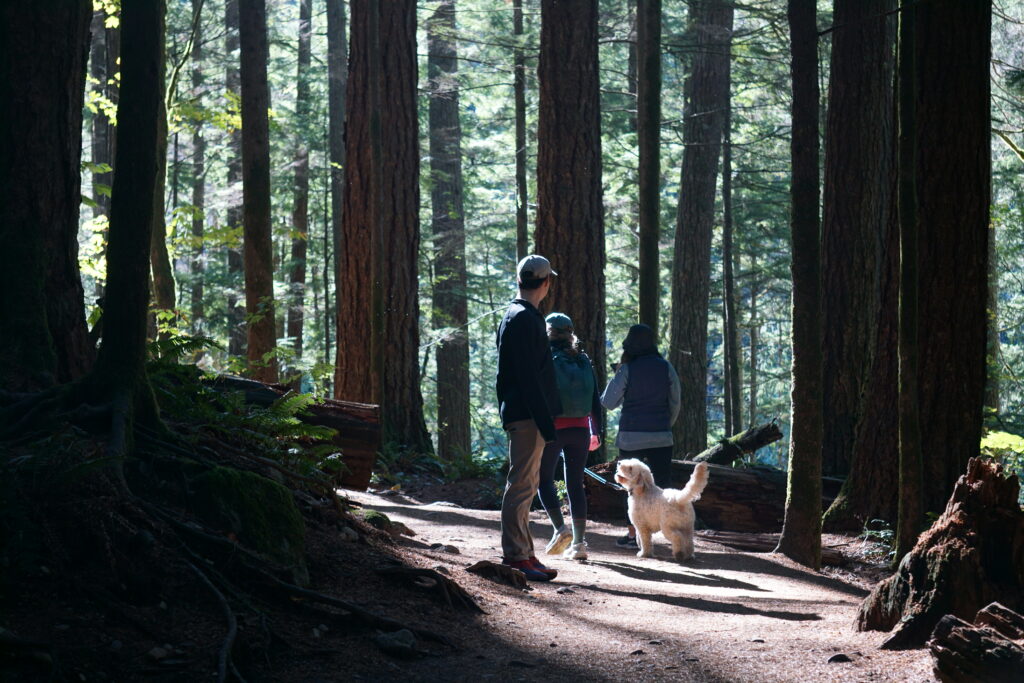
[495,298,562,442]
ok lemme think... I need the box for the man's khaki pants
[501,419,545,562]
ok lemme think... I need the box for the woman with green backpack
[537,312,602,561]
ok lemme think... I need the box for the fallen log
[585,460,839,532]
[697,530,847,567]
[691,421,783,466]
[929,603,1024,682]
[857,458,1024,650]
[206,375,381,491]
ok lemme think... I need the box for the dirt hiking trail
[344,488,934,682]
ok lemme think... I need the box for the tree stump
[929,602,1024,682]
[857,458,1024,650]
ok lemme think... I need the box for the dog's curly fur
[615,459,709,561]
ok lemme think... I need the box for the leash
[583,467,624,491]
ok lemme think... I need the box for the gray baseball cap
[516,254,558,281]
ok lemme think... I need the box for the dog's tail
[666,461,709,506]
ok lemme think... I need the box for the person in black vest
[495,255,563,581]
[536,312,601,561]
[601,323,681,549]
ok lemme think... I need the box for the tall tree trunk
[337,0,431,453]
[84,0,166,431]
[535,0,606,415]
[669,0,732,456]
[327,0,347,375]
[748,257,759,427]
[636,0,661,335]
[894,0,922,563]
[914,0,990,514]
[89,9,119,304]
[722,104,742,435]
[225,0,245,357]
[288,0,312,360]
[513,0,529,262]
[239,0,277,382]
[820,0,896,478]
[985,229,1000,415]
[190,0,205,330]
[0,0,93,391]
[429,1,471,461]
[150,93,177,322]
[776,0,822,570]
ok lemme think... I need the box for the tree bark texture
[239,0,277,382]
[190,0,205,329]
[820,0,896,478]
[89,0,165,398]
[287,0,312,360]
[150,93,177,320]
[636,0,661,336]
[0,0,94,391]
[857,458,1024,650]
[776,0,822,570]
[225,0,245,357]
[337,0,431,453]
[327,0,347,373]
[913,0,991,514]
[428,1,471,461]
[535,0,607,403]
[513,0,529,262]
[929,603,1024,682]
[668,0,732,457]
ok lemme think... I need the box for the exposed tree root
[186,559,245,683]
[376,566,484,613]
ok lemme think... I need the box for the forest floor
[323,481,936,683]
[4,467,937,683]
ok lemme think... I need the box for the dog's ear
[638,463,655,493]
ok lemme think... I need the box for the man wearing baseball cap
[495,254,562,581]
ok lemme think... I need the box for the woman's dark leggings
[620,445,673,488]
[537,427,589,521]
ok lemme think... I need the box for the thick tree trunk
[239,0,277,382]
[535,0,607,414]
[636,0,661,335]
[428,1,471,461]
[669,0,732,457]
[858,459,1024,650]
[288,0,312,360]
[190,0,205,330]
[0,1,94,391]
[513,0,528,262]
[225,0,245,358]
[776,0,822,570]
[914,0,991,514]
[722,105,742,436]
[820,0,896,478]
[337,0,431,453]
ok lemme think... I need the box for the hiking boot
[545,526,573,556]
[615,534,639,549]
[563,541,588,561]
[503,558,552,582]
[528,557,558,579]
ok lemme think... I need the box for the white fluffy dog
[615,459,709,561]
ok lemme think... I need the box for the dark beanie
[623,324,657,357]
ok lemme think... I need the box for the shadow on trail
[582,585,822,622]
[690,550,869,599]
[585,559,767,592]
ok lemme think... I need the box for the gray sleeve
[667,362,681,425]
[601,364,629,410]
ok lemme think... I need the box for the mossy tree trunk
[776,0,822,571]
[0,0,94,392]
[326,0,347,370]
[190,0,206,331]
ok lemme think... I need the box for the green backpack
[552,349,595,418]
